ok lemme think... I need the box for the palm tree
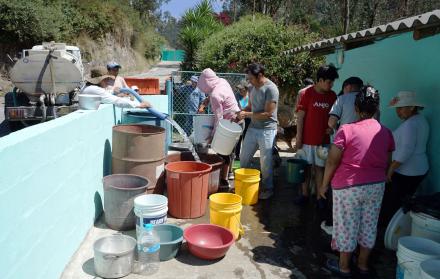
[179,0,223,70]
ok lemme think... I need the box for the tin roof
[285,9,440,54]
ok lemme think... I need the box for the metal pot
[93,233,136,278]
[79,94,101,110]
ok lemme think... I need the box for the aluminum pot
[93,233,136,278]
[79,94,101,110]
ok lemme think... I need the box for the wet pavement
[62,144,397,278]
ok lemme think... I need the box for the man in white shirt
[106,61,129,91]
[81,66,150,109]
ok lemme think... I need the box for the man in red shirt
[295,65,339,205]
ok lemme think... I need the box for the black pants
[380,172,427,225]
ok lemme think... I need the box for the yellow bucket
[234,168,261,205]
[209,193,243,239]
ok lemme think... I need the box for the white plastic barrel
[420,259,440,279]
[410,211,440,243]
[193,114,215,144]
[211,119,242,155]
[134,194,168,238]
[396,236,440,279]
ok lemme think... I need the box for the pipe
[119,88,168,120]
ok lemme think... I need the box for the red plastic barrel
[165,161,212,219]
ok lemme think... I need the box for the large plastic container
[124,77,160,95]
[396,236,440,279]
[211,119,242,155]
[193,114,215,144]
[234,168,260,205]
[209,193,243,240]
[180,152,224,196]
[134,194,168,238]
[112,125,166,194]
[420,259,440,279]
[410,211,440,243]
[103,174,149,231]
[166,161,212,219]
[287,159,308,184]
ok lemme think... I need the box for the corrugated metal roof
[285,9,440,54]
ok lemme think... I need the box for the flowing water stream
[165,118,200,162]
[121,87,201,162]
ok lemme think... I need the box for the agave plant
[179,0,223,70]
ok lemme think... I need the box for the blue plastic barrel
[287,159,308,184]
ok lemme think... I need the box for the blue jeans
[239,127,276,190]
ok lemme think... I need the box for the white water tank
[9,42,83,102]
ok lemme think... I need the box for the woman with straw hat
[386,91,429,217]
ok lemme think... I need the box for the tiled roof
[285,9,440,54]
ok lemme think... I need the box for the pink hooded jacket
[197,68,240,136]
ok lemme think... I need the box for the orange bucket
[166,161,212,219]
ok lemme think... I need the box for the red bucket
[165,161,212,218]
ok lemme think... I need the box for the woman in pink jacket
[198,68,241,188]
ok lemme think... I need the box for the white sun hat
[389,91,424,108]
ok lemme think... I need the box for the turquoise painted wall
[0,96,169,278]
[326,32,440,193]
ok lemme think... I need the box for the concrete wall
[326,32,440,193]
[0,95,169,278]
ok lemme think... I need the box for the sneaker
[320,221,333,236]
[259,189,274,200]
[293,195,309,206]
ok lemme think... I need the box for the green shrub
[196,15,323,92]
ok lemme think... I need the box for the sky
[161,0,224,18]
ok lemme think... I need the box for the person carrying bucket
[197,68,241,189]
[237,63,279,200]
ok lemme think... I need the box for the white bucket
[211,119,242,155]
[134,194,168,237]
[396,236,440,279]
[193,114,215,144]
[420,259,440,279]
[410,211,440,243]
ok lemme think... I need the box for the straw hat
[389,91,424,108]
[88,66,115,84]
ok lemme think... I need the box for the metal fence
[170,71,246,142]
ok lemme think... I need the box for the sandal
[326,259,352,278]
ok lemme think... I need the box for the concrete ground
[61,143,397,279]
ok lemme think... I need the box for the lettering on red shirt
[296,86,336,145]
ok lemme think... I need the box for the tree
[179,0,223,70]
[196,14,322,93]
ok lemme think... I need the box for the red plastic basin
[184,224,235,260]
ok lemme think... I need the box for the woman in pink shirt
[198,68,240,188]
[320,86,394,277]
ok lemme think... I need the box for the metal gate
[170,71,246,142]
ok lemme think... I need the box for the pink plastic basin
[183,224,235,260]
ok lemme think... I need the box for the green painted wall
[0,95,169,279]
[326,32,440,193]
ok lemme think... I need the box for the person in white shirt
[81,66,150,109]
[386,91,429,217]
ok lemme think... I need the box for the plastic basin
[153,224,183,261]
[184,224,235,260]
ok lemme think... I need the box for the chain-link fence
[170,71,246,142]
